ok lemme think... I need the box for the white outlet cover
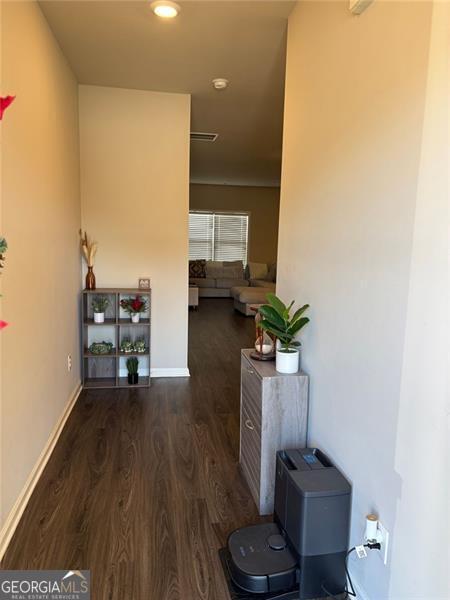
[377,521,389,565]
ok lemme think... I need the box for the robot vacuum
[221,448,352,600]
[227,522,298,595]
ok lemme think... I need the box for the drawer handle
[245,419,254,431]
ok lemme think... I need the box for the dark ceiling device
[221,448,352,600]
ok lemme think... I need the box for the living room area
[188,183,279,316]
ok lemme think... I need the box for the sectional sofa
[188,259,276,314]
[189,260,248,297]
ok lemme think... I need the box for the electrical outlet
[377,521,389,565]
[67,354,72,372]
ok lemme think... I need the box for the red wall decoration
[0,95,15,120]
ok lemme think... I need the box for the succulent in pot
[120,295,148,323]
[120,338,133,354]
[89,340,114,355]
[134,338,146,353]
[92,295,109,323]
[259,293,309,374]
[126,356,139,385]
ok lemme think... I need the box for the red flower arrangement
[0,96,15,120]
[120,295,148,315]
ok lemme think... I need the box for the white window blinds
[188,212,214,260]
[189,211,249,263]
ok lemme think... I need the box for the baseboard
[0,381,82,561]
[350,571,371,600]
[150,368,190,378]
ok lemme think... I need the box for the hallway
[2,299,262,599]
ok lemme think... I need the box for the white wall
[1,0,81,526]
[79,85,190,374]
[278,1,448,598]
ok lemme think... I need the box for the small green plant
[259,293,309,353]
[92,295,109,313]
[89,341,114,355]
[134,338,146,353]
[0,237,7,301]
[126,357,139,374]
[0,237,7,270]
[120,338,133,353]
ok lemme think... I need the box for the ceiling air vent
[190,132,218,142]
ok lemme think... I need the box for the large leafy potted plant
[259,293,309,374]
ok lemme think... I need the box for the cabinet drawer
[240,404,261,501]
[241,356,262,417]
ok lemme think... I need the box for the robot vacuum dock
[221,448,352,600]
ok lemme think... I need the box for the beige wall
[278,1,448,598]
[190,183,279,264]
[79,85,190,373]
[1,1,81,526]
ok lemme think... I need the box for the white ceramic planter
[131,313,140,323]
[94,312,105,323]
[276,349,300,374]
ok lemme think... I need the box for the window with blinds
[189,211,249,263]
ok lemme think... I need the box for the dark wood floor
[2,298,265,599]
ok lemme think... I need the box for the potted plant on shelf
[120,338,133,354]
[126,356,139,385]
[259,293,309,374]
[134,338,146,353]
[89,340,114,355]
[120,295,148,323]
[92,295,109,323]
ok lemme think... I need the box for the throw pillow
[189,259,206,278]
[248,262,268,280]
[266,263,277,282]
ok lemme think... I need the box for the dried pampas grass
[80,230,97,267]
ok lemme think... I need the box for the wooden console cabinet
[240,349,309,515]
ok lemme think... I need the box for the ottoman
[231,286,273,316]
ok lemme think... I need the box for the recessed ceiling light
[150,1,180,18]
[212,78,229,90]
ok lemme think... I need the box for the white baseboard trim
[0,381,82,561]
[350,572,371,600]
[150,368,190,378]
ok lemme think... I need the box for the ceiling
[39,0,295,186]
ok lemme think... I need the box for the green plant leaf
[259,320,283,337]
[290,304,310,325]
[260,320,290,342]
[258,305,285,330]
[287,317,310,336]
[266,293,286,317]
[280,300,294,322]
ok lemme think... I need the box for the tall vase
[85,266,96,290]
